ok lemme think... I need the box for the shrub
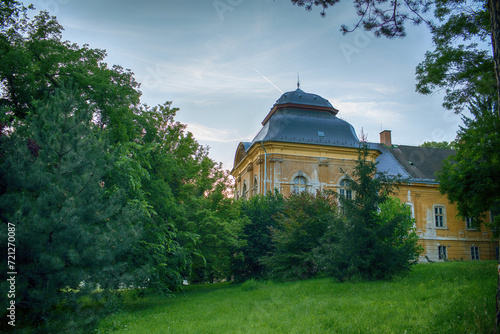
[263,191,341,280]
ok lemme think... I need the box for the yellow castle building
[231,87,497,262]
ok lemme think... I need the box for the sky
[28,0,465,171]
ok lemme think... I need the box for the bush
[263,191,341,280]
[234,191,284,281]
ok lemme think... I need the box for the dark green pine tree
[331,140,421,280]
[0,86,143,333]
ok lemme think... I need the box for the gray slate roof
[274,88,335,109]
[377,144,455,182]
[252,108,359,148]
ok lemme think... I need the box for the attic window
[317,131,325,137]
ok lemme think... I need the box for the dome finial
[297,73,300,89]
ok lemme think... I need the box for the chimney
[380,130,392,146]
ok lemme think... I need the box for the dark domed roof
[252,107,359,148]
[275,88,334,109]
[261,88,339,126]
[232,88,360,170]
[252,88,357,148]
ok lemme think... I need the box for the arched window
[293,176,307,193]
[252,176,258,195]
[242,182,248,200]
[338,179,352,199]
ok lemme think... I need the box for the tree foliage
[437,98,500,229]
[290,0,500,117]
[0,3,141,142]
[185,193,246,283]
[325,142,421,280]
[263,191,339,280]
[415,0,496,113]
[0,2,236,331]
[0,86,144,333]
[291,0,433,37]
[234,191,284,281]
[419,140,455,149]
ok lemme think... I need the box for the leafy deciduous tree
[437,98,500,230]
[415,0,496,113]
[235,191,285,281]
[419,141,455,149]
[0,3,141,142]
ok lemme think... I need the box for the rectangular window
[438,245,447,260]
[434,206,445,227]
[339,188,353,199]
[471,246,479,260]
[466,217,477,230]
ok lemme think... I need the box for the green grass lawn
[98,261,496,333]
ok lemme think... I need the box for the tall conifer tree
[0,86,143,333]
[321,141,421,280]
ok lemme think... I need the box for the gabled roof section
[375,144,455,182]
[262,88,339,126]
[385,145,455,180]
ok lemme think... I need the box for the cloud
[186,123,253,143]
[333,97,405,118]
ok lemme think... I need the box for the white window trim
[406,203,416,228]
[406,202,415,219]
[337,177,354,200]
[433,204,447,229]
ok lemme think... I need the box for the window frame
[438,245,447,260]
[293,176,307,194]
[466,217,478,230]
[433,205,446,228]
[405,203,416,228]
[471,246,480,260]
[252,175,258,195]
[241,181,248,200]
[338,178,353,200]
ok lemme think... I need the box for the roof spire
[297,73,300,89]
